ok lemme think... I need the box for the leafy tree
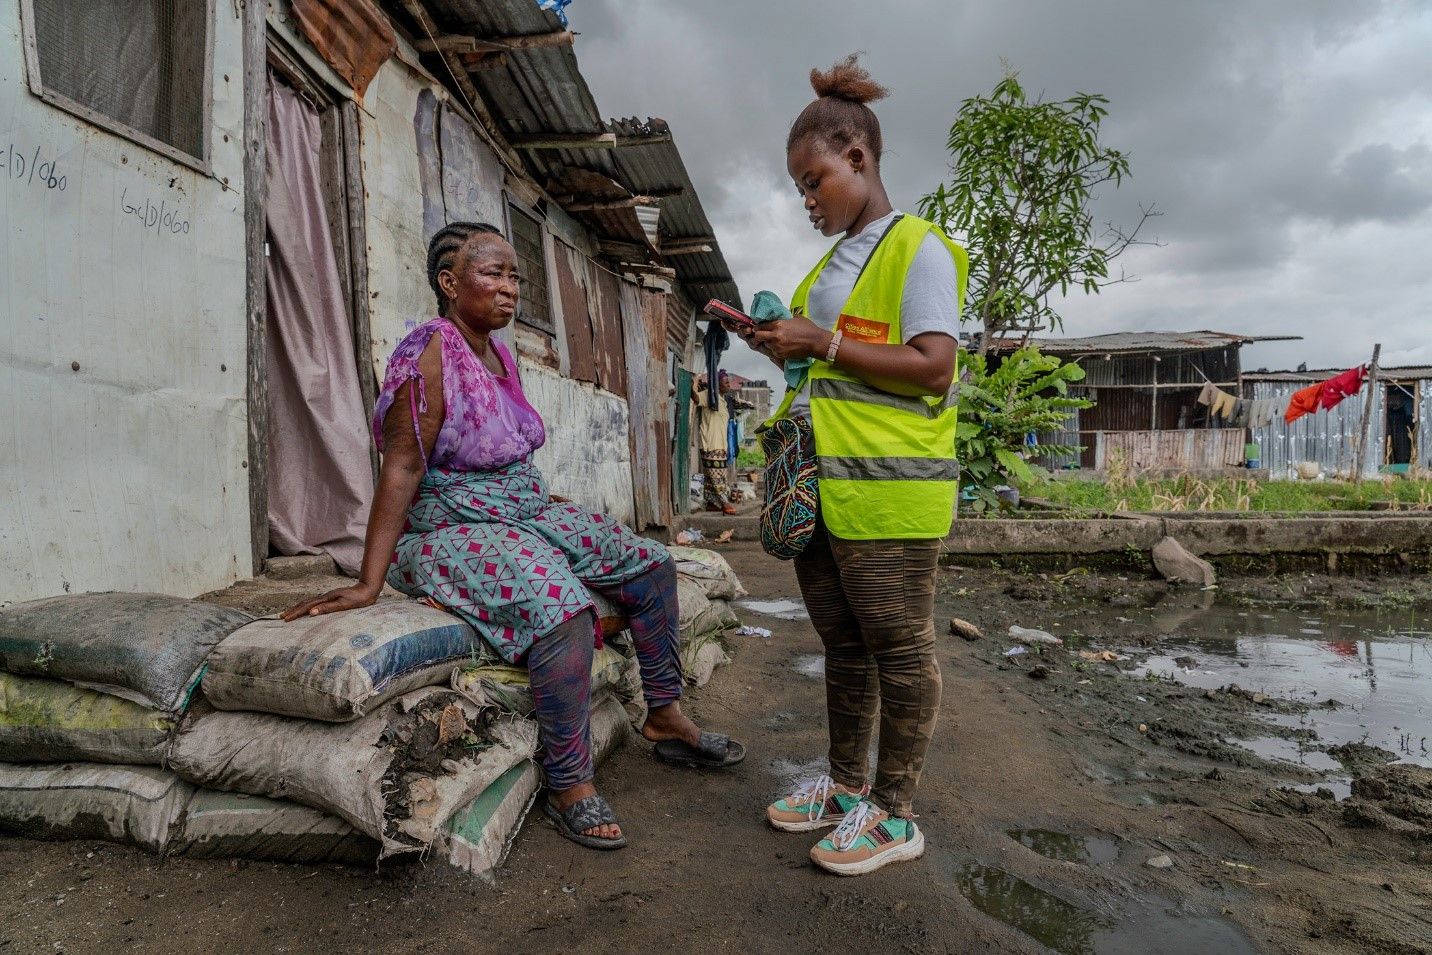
[957,347,1092,513]
[920,73,1158,352]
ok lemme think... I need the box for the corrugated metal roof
[1245,365,1432,382]
[386,1,739,306]
[988,330,1301,355]
[606,116,739,306]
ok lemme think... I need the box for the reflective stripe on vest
[774,214,968,540]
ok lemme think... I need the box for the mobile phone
[703,299,758,331]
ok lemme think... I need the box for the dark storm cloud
[569,1,1432,376]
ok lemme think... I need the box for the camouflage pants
[793,516,942,817]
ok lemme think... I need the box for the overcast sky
[570,0,1432,383]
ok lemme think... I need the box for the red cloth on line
[1285,382,1324,424]
[1319,365,1367,410]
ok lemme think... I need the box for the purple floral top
[373,318,546,472]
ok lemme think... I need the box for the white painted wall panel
[357,60,435,378]
[0,8,248,603]
[520,361,636,525]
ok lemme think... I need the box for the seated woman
[283,221,743,850]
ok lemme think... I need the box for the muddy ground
[2,543,1430,954]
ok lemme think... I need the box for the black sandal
[652,732,747,769]
[543,794,628,850]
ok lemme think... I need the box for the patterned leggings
[525,558,684,790]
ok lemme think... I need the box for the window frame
[18,0,217,175]
[505,200,556,335]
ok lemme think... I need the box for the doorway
[256,51,375,575]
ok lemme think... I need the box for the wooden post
[1353,343,1381,484]
[243,0,270,576]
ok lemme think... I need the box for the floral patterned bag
[758,415,819,560]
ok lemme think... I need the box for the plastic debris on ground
[1004,646,1029,657]
[1008,625,1063,646]
[734,626,772,638]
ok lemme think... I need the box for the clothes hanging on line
[1246,397,1287,429]
[1319,365,1368,411]
[1196,381,1218,407]
[1210,390,1238,419]
[1285,382,1324,424]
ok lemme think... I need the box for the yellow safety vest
[767,214,968,540]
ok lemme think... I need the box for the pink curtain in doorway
[264,78,373,574]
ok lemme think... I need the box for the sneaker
[766,774,867,833]
[809,799,926,876]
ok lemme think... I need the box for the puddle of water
[793,654,826,679]
[1123,604,1432,770]
[954,863,1103,955]
[1229,735,1343,772]
[953,862,1257,955]
[1090,911,1258,955]
[1008,829,1119,866]
[1290,777,1353,800]
[737,598,810,620]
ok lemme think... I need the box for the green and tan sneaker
[809,799,925,876]
[766,774,867,833]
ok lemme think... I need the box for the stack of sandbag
[0,593,276,856]
[670,546,744,687]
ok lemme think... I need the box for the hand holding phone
[703,299,758,332]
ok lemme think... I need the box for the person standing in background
[693,371,738,514]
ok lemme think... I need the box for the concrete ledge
[944,517,1163,555]
[1163,515,1432,556]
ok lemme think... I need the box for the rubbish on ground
[0,673,174,765]
[1004,646,1028,657]
[1077,650,1126,663]
[1028,666,1049,680]
[735,599,809,621]
[674,529,705,545]
[1146,854,1174,869]
[734,625,772,638]
[0,593,252,712]
[1138,723,1149,733]
[202,603,482,722]
[949,618,984,641]
[714,529,734,543]
[1008,625,1062,646]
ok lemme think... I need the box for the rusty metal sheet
[642,288,674,523]
[553,240,597,382]
[1094,430,1246,471]
[291,0,396,100]
[587,265,628,398]
[619,281,660,529]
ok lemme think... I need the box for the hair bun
[809,54,889,105]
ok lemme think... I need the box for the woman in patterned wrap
[283,222,744,850]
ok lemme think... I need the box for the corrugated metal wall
[0,6,250,602]
[1095,430,1246,470]
[1248,379,1429,476]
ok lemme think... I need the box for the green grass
[1024,475,1432,514]
[736,447,764,469]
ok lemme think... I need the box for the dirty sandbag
[668,546,747,600]
[0,762,193,853]
[0,673,174,765]
[685,597,739,641]
[202,602,481,721]
[0,593,251,712]
[446,692,629,879]
[680,633,730,687]
[174,790,379,866]
[166,688,535,858]
[451,644,634,716]
[675,577,713,632]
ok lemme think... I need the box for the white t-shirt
[790,210,960,416]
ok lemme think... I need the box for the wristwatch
[825,329,843,363]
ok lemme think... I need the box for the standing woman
[733,55,966,876]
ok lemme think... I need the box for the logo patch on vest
[836,314,891,344]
